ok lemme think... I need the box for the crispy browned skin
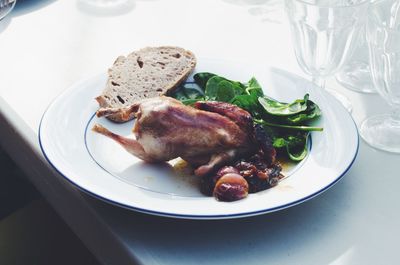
[92,96,255,176]
[194,101,254,134]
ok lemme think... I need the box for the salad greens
[171,72,323,162]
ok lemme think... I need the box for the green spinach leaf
[216,80,235,102]
[246,77,264,97]
[205,76,226,100]
[284,100,322,124]
[171,83,204,104]
[285,132,309,161]
[194,72,217,89]
[232,94,260,117]
[259,94,309,116]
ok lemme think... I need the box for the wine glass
[335,23,377,94]
[360,0,400,153]
[284,0,370,111]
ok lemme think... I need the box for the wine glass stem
[312,76,326,90]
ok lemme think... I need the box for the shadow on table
[0,148,40,220]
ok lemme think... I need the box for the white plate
[39,59,359,219]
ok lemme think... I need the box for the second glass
[335,23,377,94]
[360,0,400,153]
[285,0,370,111]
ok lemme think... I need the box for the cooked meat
[194,101,254,134]
[234,154,284,193]
[254,124,276,165]
[92,96,256,176]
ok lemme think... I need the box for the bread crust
[96,46,197,122]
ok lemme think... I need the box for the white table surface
[1,0,399,264]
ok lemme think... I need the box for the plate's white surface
[39,59,358,219]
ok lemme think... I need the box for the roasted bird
[93,96,282,201]
[93,96,258,176]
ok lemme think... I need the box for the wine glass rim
[289,0,370,8]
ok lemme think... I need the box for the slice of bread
[96,46,197,122]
